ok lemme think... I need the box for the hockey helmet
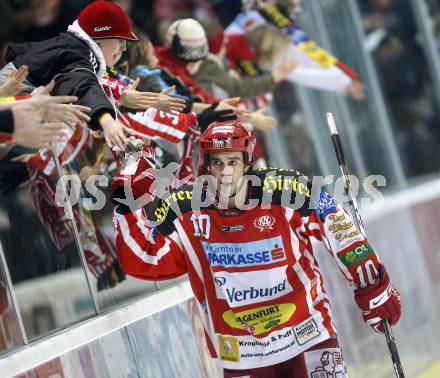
[199,120,256,166]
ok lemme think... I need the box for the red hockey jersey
[114,168,381,369]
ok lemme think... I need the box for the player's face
[97,39,127,66]
[208,152,247,200]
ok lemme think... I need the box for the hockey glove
[111,136,158,209]
[197,102,236,132]
[354,264,401,333]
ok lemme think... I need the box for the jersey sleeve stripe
[118,214,171,265]
[173,219,204,284]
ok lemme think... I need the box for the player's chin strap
[326,112,405,378]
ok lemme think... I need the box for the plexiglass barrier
[0,241,22,353]
[0,137,186,354]
[0,146,96,345]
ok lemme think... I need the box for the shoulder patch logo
[316,190,337,221]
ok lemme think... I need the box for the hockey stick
[325,112,405,378]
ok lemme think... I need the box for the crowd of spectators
[0,0,377,313]
[360,0,440,177]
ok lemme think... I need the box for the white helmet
[166,18,209,62]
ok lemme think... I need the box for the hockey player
[113,120,401,377]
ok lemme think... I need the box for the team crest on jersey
[254,215,276,232]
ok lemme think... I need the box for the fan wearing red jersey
[112,120,400,378]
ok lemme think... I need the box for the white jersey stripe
[118,214,171,265]
[285,208,329,335]
[174,219,204,283]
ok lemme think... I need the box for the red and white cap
[200,120,256,165]
[78,0,139,41]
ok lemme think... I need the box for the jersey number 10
[191,214,211,239]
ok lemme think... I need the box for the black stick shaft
[325,112,405,378]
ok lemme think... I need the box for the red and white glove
[354,264,401,333]
[111,136,158,208]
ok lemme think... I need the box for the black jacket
[0,109,13,134]
[5,32,115,130]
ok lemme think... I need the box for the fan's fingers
[160,86,174,95]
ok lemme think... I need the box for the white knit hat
[167,18,208,62]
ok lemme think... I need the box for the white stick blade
[326,112,338,135]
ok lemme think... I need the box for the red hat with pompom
[78,0,138,41]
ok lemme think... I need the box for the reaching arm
[114,207,187,281]
[291,185,400,333]
[53,70,115,130]
[194,57,276,99]
[112,139,187,280]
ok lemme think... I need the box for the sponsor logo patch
[214,266,293,307]
[222,303,296,335]
[262,174,311,197]
[218,335,240,362]
[214,276,226,287]
[271,244,285,260]
[225,326,299,360]
[293,318,321,346]
[221,225,244,232]
[212,125,235,134]
[338,243,374,267]
[305,348,347,378]
[221,277,287,304]
[324,209,365,250]
[154,190,193,221]
[202,236,286,267]
[213,138,232,148]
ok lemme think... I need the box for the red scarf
[155,46,219,104]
